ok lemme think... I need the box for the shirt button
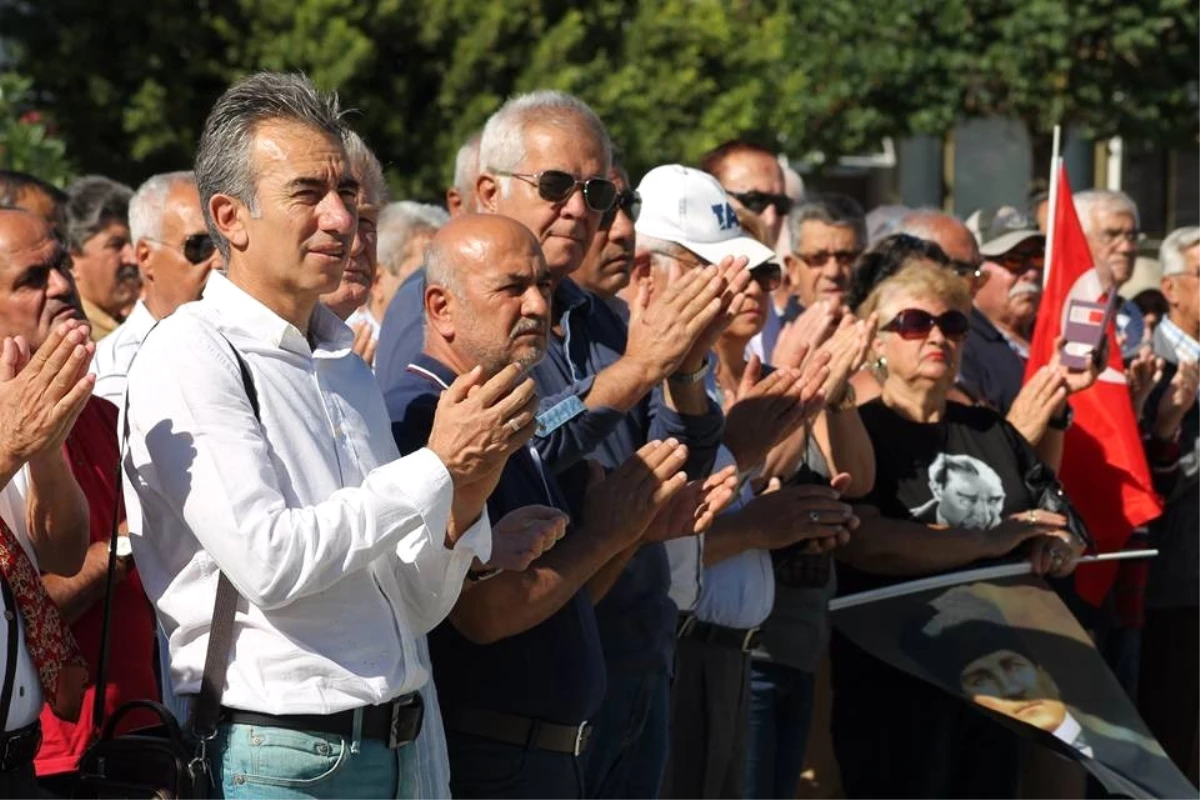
[233,775,247,785]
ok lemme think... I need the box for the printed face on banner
[913,453,1006,529]
[834,577,1194,798]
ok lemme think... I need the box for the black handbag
[74,336,255,799]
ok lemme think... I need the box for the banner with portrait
[832,575,1197,799]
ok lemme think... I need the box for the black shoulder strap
[0,576,18,730]
[92,324,259,742]
[188,338,257,740]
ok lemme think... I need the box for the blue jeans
[581,666,670,798]
[213,721,417,799]
[745,660,815,800]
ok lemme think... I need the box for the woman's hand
[987,510,1070,560]
[1028,529,1085,577]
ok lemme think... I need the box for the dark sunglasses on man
[795,249,860,269]
[145,232,217,265]
[749,262,783,292]
[991,245,1046,275]
[728,190,792,217]
[493,169,618,213]
[880,308,970,342]
[600,189,641,228]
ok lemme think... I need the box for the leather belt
[0,721,41,772]
[443,707,590,757]
[221,693,423,749]
[677,613,760,652]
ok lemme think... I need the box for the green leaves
[0,0,1194,196]
[0,72,74,185]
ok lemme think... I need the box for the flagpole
[1042,125,1063,287]
[829,549,1158,612]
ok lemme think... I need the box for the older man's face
[1085,209,1137,288]
[141,181,219,317]
[932,467,1004,529]
[319,182,379,320]
[717,150,787,245]
[483,121,608,281]
[0,210,85,349]
[572,168,635,298]
[962,649,1067,733]
[72,218,138,318]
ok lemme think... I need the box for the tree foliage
[0,72,74,185]
[0,0,1195,199]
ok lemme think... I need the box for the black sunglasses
[494,169,618,213]
[146,233,216,265]
[600,189,641,227]
[729,190,792,216]
[880,308,970,341]
[750,262,783,292]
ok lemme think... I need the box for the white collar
[201,271,355,357]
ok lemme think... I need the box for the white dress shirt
[0,471,47,730]
[89,299,158,406]
[666,444,775,629]
[123,271,490,716]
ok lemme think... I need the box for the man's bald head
[896,210,981,269]
[0,208,84,348]
[423,214,551,376]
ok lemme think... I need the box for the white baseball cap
[634,164,777,268]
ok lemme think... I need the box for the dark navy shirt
[531,279,725,672]
[959,307,1027,415]
[391,353,606,725]
[377,268,427,408]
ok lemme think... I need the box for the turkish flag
[1024,165,1162,607]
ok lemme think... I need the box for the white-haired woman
[830,259,1089,798]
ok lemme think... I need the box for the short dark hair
[64,175,133,253]
[789,193,868,253]
[195,71,348,260]
[847,233,950,311]
[0,170,68,233]
[699,139,777,180]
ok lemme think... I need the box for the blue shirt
[959,307,1027,415]
[531,279,725,672]
[377,269,427,408]
[391,353,606,725]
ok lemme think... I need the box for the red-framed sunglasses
[880,308,970,341]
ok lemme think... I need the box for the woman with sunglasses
[829,260,1089,798]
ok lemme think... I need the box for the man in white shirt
[90,171,220,405]
[123,71,540,799]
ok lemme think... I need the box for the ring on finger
[506,418,523,434]
[808,511,821,523]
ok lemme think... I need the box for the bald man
[388,215,703,799]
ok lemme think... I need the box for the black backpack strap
[0,575,18,730]
[188,336,258,740]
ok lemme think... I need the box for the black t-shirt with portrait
[839,399,1041,597]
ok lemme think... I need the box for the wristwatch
[668,357,711,386]
[1048,404,1074,431]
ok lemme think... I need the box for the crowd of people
[0,69,1195,799]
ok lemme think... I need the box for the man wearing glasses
[570,157,639,307]
[959,206,1047,415]
[90,171,219,405]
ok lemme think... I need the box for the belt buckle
[573,722,589,757]
[387,693,425,750]
[740,628,759,653]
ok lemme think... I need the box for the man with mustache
[959,207,1047,416]
[90,171,221,405]
[389,213,734,798]
[64,176,139,341]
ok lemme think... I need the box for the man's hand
[736,480,857,551]
[678,256,753,370]
[723,355,829,471]
[1153,359,1199,441]
[817,313,877,406]
[625,262,728,381]
[582,438,690,547]
[351,321,377,367]
[486,505,568,572]
[770,300,840,369]
[1050,335,1100,396]
[642,464,739,543]
[1124,345,1163,418]
[427,363,538,492]
[1006,365,1069,445]
[0,321,95,470]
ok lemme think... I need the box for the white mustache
[1009,281,1041,299]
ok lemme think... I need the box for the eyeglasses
[880,308,970,341]
[795,249,860,269]
[749,262,783,292]
[948,259,984,281]
[1098,228,1139,246]
[729,190,792,216]
[649,248,710,271]
[990,247,1045,275]
[600,189,641,228]
[145,233,216,265]
[493,169,618,213]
